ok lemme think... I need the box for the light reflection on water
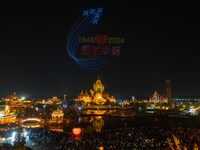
[0,114,198,150]
[74,115,198,133]
[20,114,198,137]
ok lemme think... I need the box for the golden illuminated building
[47,96,62,105]
[78,77,116,105]
[78,90,91,103]
[51,96,62,104]
[36,96,62,105]
[0,101,16,125]
[6,92,22,107]
[51,109,64,123]
[5,92,32,109]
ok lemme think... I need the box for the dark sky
[0,1,200,99]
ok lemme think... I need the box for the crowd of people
[1,115,200,150]
[24,127,200,150]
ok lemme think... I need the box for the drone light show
[66,8,125,69]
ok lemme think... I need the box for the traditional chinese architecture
[77,77,116,105]
[5,92,23,108]
[36,96,62,105]
[5,92,32,110]
[0,101,16,125]
[149,91,168,103]
[51,109,64,123]
[47,96,62,105]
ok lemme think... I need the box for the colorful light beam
[66,8,107,69]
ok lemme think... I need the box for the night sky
[0,1,200,99]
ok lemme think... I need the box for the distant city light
[189,108,197,115]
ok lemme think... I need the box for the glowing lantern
[72,127,81,136]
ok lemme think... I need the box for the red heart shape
[95,34,108,46]
[72,127,81,136]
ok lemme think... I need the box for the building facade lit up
[149,91,168,103]
[51,109,64,123]
[0,101,16,125]
[77,77,116,105]
[5,92,33,111]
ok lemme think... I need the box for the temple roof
[95,79,102,84]
[52,109,63,114]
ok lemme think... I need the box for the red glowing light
[72,127,81,136]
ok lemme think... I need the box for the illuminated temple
[5,92,33,110]
[149,91,168,103]
[0,100,16,125]
[77,77,116,105]
[51,109,64,123]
